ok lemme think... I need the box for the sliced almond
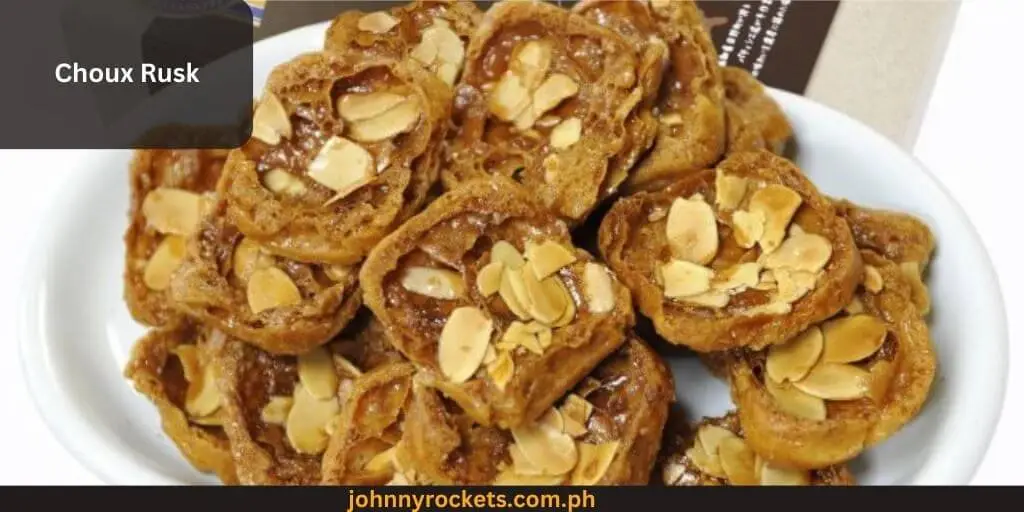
[532,74,579,120]
[748,185,803,254]
[437,62,459,86]
[499,268,532,321]
[661,260,713,298]
[523,266,566,325]
[863,264,884,293]
[538,408,564,434]
[762,230,833,273]
[764,378,827,421]
[741,300,792,316]
[716,172,750,210]
[324,264,353,282]
[491,240,526,269]
[488,350,515,390]
[185,364,221,418]
[821,314,887,363]
[766,326,824,383]
[500,321,542,355]
[232,237,273,282]
[410,38,438,66]
[348,97,421,143]
[401,266,465,300]
[357,12,399,33]
[260,396,294,425]
[308,136,374,198]
[298,347,340,400]
[142,188,204,236]
[247,267,302,314]
[510,40,552,90]
[525,240,577,279]
[550,278,577,327]
[252,92,291,144]
[364,446,397,473]
[570,441,619,485]
[561,394,594,426]
[732,209,766,249]
[719,437,758,485]
[338,92,407,122]
[438,307,493,383]
[143,235,187,291]
[844,296,866,315]
[759,461,810,486]
[510,419,579,476]
[510,443,543,476]
[334,354,363,380]
[563,417,588,438]
[583,262,615,314]
[536,326,553,349]
[683,290,731,308]
[550,118,581,149]
[697,425,738,457]
[263,169,308,197]
[774,268,817,304]
[285,383,339,455]
[712,262,761,293]
[488,73,531,122]
[476,261,505,297]
[686,443,726,479]
[792,363,871,401]
[424,22,464,66]
[667,196,719,264]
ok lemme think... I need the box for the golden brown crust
[325,0,481,68]
[729,251,936,468]
[124,149,227,326]
[571,0,668,196]
[599,150,862,352]
[123,323,238,484]
[400,337,673,485]
[832,199,935,268]
[657,412,854,486]
[360,176,634,427]
[443,0,644,223]
[168,199,361,355]
[220,51,452,265]
[623,0,726,193]
[833,198,935,315]
[215,318,405,485]
[321,362,416,485]
[721,67,792,155]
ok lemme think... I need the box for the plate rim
[17,23,1009,486]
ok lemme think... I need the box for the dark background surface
[254,0,839,94]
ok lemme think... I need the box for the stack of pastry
[122,0,936,486]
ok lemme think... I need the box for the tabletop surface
[0,0,1019,485]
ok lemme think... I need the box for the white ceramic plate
[18,22,1008,486]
